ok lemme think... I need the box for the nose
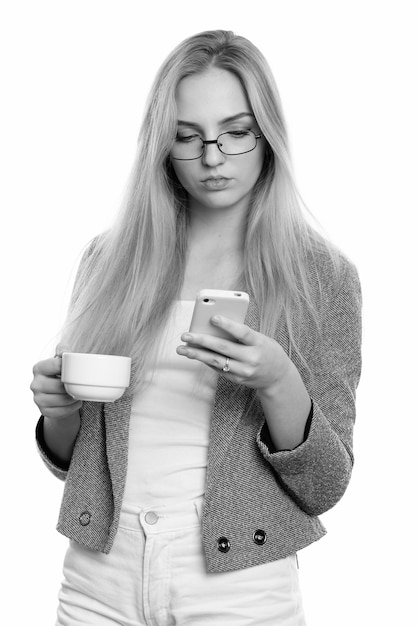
[201,142,226,167]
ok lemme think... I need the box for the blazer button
[217,537,231,553]
[79,511,92,526]
[253,529,267,546]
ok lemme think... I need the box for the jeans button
[145,511,159,525]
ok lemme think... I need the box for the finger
[32,376,68,395]
[180,318,256,353]
[210,316,257,346]
[36,392,82,408]
[178,345,252,383]
[177,345,243,375]
[55,343,71,357]
[179,332,244,363]
[33,357,62,378]
[177,344,225,368]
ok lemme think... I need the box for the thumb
[54,343,71,358]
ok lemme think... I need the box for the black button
[79,511,92,526]
[253,529,267,546]
[217,537,231,553]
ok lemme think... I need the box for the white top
[122,301,219,508]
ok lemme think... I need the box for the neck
[187,203,246,256]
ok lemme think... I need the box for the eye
[176,133,201,143]
[226,130,251,138]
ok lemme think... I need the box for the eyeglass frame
[171,129,263,161]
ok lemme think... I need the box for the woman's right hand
[31,357,83,419]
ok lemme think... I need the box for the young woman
[31,30,362,626]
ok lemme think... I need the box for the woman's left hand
[176,315,291,393]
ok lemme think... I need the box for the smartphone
[189,289,250,341]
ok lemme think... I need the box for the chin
[201,195,239,210]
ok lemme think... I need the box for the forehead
[175,68,252,123]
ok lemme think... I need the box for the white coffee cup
[61,352,132,402]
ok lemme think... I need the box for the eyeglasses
[171,129,263,161]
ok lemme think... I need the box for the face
[171,68,265,216]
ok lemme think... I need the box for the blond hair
[62,30,340,387]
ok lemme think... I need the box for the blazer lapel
[205,295,261,483]
[104,390,132,518]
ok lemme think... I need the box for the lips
[201,176,231,190]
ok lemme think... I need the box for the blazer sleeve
[34,237,100,481]
[35,415,69,480]
[256,258,362,516]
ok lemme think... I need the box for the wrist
[256,361,311,451]
[41,411,81,467]
[257,360,299,400]
[43,411,81,442]
[44,410,81,428]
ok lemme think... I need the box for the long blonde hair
[62,30,340,387]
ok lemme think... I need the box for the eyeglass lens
[172,130,258,160]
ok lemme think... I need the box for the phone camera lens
[203,298,209,303]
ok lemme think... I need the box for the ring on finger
[222,356,231,373]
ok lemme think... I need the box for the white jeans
[56,499,306,625]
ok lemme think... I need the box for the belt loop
[194,498,203,522]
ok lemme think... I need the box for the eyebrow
[177,112,255,128]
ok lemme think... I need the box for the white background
[1,0,417,623]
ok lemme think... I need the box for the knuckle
[35,392,49,407]
[241,328,252,343]
[242,365,253,378]
[32,362,41,376]
[32,396,41,410]
[249,353,261,368]
[217,342,229,355]
[247,355,258,368]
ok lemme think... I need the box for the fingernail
[182,333,193,342]
[211,316,221,325]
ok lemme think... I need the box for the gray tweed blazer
[36,251,362,574]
